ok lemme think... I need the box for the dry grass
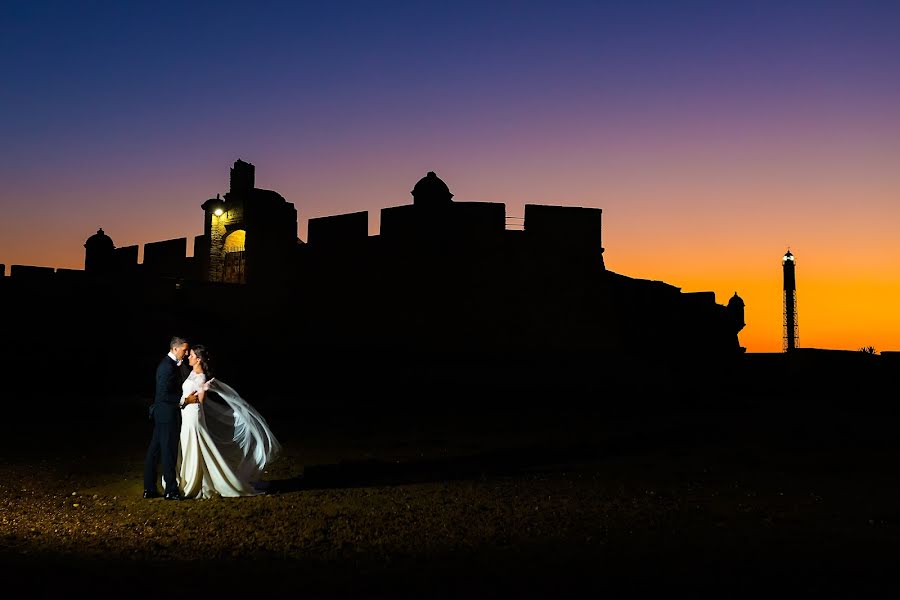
[1,403,898,597]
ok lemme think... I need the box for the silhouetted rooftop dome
[411,171,453,206]
[84,228,114,250]
[728,292,745,307]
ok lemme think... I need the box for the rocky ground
[1,400,898,597]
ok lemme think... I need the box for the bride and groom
[143,336,280,500]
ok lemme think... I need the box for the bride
[165,344,281,498]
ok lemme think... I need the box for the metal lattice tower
[782,248,798,352]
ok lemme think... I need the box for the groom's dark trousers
[144,356,184,495]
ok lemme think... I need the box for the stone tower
[196,160,298,286]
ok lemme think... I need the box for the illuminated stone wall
[208,203,245,282]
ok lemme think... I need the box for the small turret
[411,171,453,207]
[727,291,745,333]
[84,228,115,274]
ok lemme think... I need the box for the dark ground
[1,388,898,598]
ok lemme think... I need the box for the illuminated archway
[223,230,246,284]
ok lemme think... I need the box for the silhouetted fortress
[11,160,890,403]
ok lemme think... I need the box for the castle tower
[198,160,298,286]
[782,248,798,352]
[230,159,255,196]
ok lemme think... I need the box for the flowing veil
[201,378,281,483]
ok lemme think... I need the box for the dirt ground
[1,400,898,597]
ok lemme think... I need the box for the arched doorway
[223,230,246,284]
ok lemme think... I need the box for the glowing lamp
[214,208,224,217]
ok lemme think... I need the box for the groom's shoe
[164,491,185,501]
[143,490,161,499]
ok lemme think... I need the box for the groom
[143,336,197,500]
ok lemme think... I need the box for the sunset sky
[1,0,898,353]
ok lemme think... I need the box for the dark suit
[143,355,185,495]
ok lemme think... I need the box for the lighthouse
[782,248,798,352]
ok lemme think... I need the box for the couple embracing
[143,336,280,500]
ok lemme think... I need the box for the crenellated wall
[0,164,752,375]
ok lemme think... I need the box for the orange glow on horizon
[2,159,898,355]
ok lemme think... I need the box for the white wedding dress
[163,371,281,499]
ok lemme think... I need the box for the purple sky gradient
[2,0,899,352]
